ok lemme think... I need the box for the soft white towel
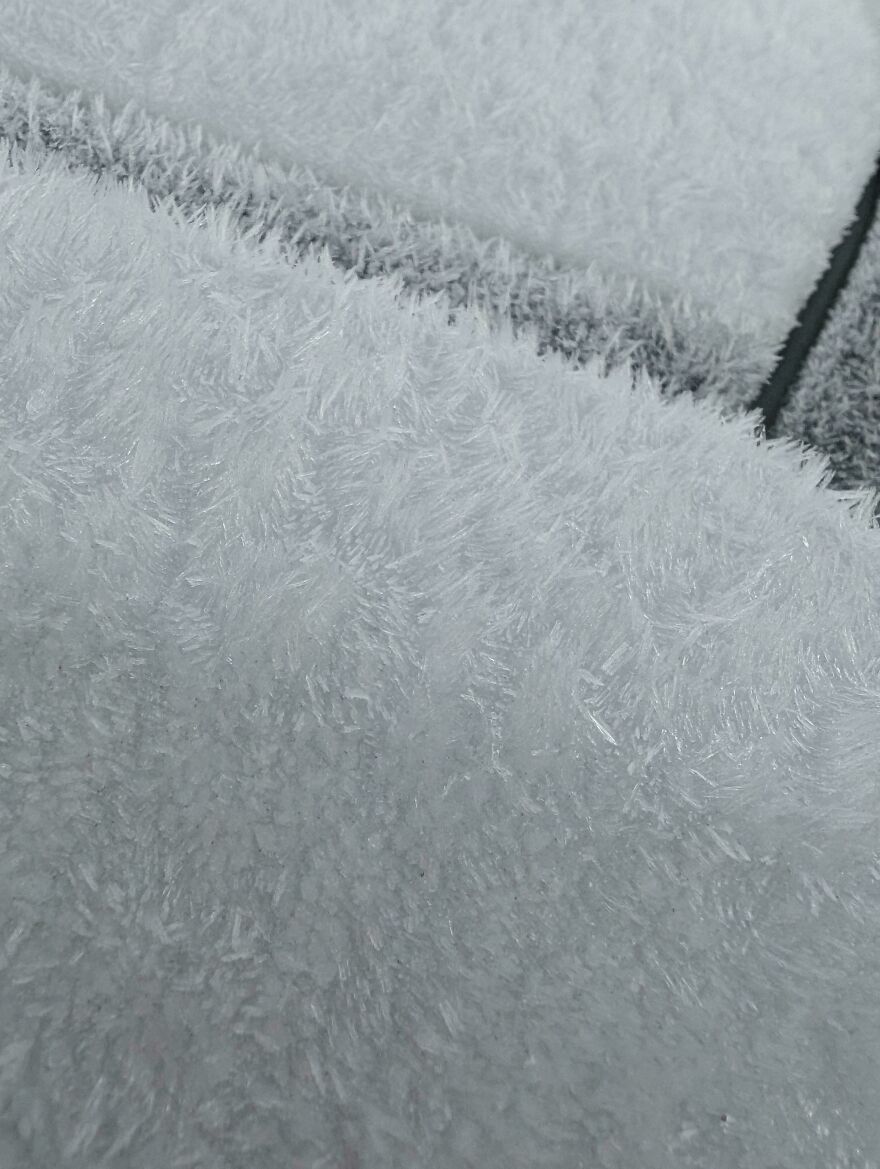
[2,3,880,1166]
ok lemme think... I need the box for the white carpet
[1,0,879,377]
[2,3,880,1167]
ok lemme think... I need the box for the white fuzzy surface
[2,136,880,1168]
[0,0,879,366]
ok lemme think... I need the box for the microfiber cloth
[2,3,880,1168]
[776,172,880,503]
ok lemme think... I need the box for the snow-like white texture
[2,141,880,1168]
[0,61,787,417]
[0,0,879,371]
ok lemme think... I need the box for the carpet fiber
[2,3,880,1167]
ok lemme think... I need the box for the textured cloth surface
[777,196,880,501]
[2,4,880,1169]
[3,140,880,1169]
[1,0,880,399]
[3,0,880,503]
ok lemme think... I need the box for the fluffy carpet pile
[2,2,880,1167]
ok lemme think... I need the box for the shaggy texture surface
[2,0,880,402]
[777,191,880,502]
[2,3,880,1168]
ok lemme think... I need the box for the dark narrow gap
[747,151,880,439]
